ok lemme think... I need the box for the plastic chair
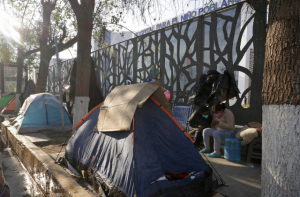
[172,105,193,132]
[247,136,262,163]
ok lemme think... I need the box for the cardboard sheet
[95,82,171,132]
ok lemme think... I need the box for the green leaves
[111,15,120,24]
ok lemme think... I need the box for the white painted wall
[92,31,133,51]
[73,96,90,129]
[262,105,300,196]
[111,31,133,46]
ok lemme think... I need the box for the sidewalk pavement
[202,152,261,197]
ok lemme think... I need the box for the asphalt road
[1,148,44,197]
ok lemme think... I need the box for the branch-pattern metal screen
[46,60,74,94]
[55,2,267,124]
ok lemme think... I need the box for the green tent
[0,94,15,111]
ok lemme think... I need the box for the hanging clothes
[193,70,240,106]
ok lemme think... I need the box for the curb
[0,121,94,197]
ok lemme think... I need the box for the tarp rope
[55,129,74,163]
[55,103,103,163]
[201,153,227,187]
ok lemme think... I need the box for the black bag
[193,70,220,106]
[193,70,240,106]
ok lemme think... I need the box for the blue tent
[65,97,219,197]
[13,93,72,133]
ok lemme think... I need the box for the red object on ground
[165,173,189,179]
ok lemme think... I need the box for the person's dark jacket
[189,110,213,128]
[189,111,213,147]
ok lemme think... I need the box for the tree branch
[50,35,77,55]
[23,48,40,58]
[59,26,67,43]
[21,0,30,24]
[93,1,103,20]
[68,0,81,15]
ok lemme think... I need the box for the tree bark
[35,36,77,94]
[261,0,300,196]
[16,47,24,94]
[262,0,300,105]
[67,0,94,126]
[75,18,93,96]
[36,53,52,93]
[36,0,56,93]
[36,1,78,93]
[16,42,40,94]
[69,0,94,97]
[16,47,40,93]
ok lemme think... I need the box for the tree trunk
[36,1,55,93]
[68,0,94,127]
[261,0,300,196]
[16,47,40,93]
[36,53,52,93]
[16,47,24,94]
[74,3,94,96]
[15,47,25,113]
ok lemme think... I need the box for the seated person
[188,106,213,150]
[201,103,235,158]
[188,108,202,138]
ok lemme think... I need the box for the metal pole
[52,64,55,93]
[55,37,65,133]
[0,63,4,95]
[47,70,51,93]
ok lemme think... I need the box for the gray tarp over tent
[65,83,220,197]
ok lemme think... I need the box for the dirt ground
[34,129,73,155]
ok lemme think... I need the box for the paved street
[1,148,44,197]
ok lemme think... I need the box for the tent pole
[55,37,65,133]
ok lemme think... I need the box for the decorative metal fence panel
[52,2,267,124]
[46,59,74,94]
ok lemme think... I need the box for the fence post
[52,64,56,94]
[97,50,102,90]
[112,46,117,88]
[197,16,204,77]
[132,37,138,84]
[55,37,65,133]
[47,70,51,93]
[0,63,4,94]
[159,29,166,87]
